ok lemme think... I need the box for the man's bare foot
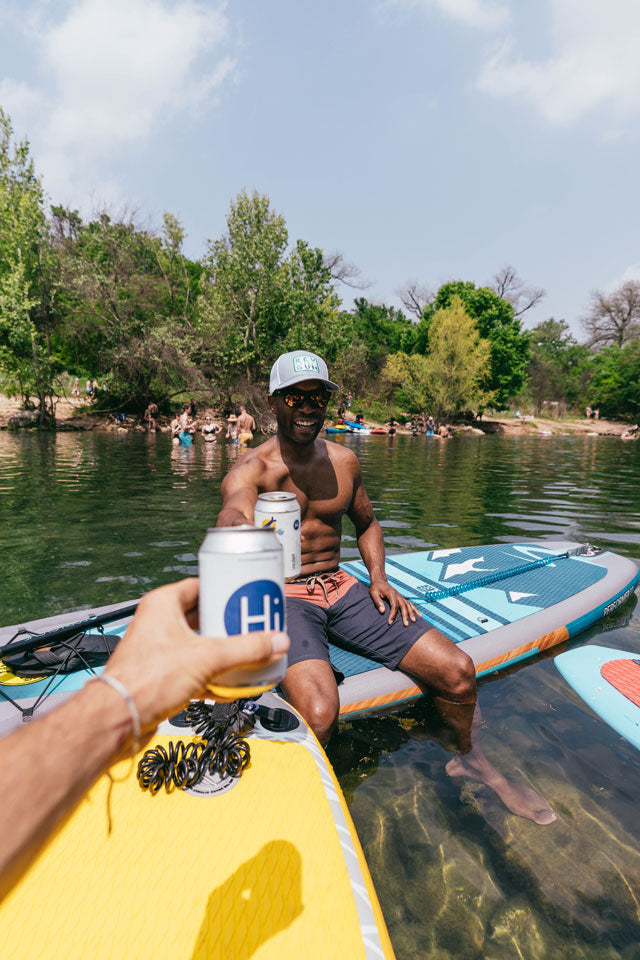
[446,754,557,825]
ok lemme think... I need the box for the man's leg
[399,628,556,825]
[280,660,340,746]
[281,597,339,746]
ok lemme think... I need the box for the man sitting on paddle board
[218,350,556,824]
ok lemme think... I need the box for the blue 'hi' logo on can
[224,579,284,635]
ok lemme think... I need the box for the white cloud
[1,0,235,204]
[608,262,640,291]
[476,0,640,124]
[386,0,509,30]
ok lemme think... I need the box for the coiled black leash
[137,700,254,794]
[136,698,301,794]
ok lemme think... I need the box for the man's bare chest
[259,461,353,524]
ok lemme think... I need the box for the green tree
[526,318,591,413]
[416,280,529,407]
[383,296,492,418]
[588,341,640,419]
[0,108,57,423]
[198,191,289,392]
[198,191,347,400]
[50,206,204,407]
[349,298,417,374]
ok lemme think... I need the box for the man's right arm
[217,457,263,526]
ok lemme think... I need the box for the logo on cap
[293,355,320,374]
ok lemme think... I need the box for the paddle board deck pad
[0,692,395,960]
[337,541,638,718]
[555,645,640,751]
[1,542,637,726]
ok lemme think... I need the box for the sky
[1,0,640,339]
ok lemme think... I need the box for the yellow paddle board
[0,693,394,959]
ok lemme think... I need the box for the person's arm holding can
[0,578,288,900]
[217,456,264,527]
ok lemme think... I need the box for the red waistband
[285,569,358,608]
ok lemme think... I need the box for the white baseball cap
[269,351,339,395]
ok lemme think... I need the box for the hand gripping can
[254,492,301,580]
[199,526,288,698]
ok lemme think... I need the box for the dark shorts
[285,578,429,673]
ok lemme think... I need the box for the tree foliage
[383,297,492,418]
[526,319,591,413]
[0,103,637,424]
[588,340,640,420]
[50,206,204,406]
[0,109,61,423]
[583,281,640,348]
[416,281,529,408]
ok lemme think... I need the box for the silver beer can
[199,526,287,695]
[254,492,301,580]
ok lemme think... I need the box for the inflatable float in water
[555,645,640,751]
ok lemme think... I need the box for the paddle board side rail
[0,602,139,659]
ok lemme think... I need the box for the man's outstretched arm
[217,457,262,526]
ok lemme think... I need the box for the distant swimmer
[236,404,256,444]
[425,416,435,436]
[170,414,181,444]
[387,417,397,436]
[202,414,221,442]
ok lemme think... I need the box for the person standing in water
[236,404,256,444]
[201,414,221,442]
[217,350,555,825]
[143,402,158,432]
[225,413,238,442]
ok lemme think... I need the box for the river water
[1,430,639,959]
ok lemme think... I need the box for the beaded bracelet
[89,674,141,753]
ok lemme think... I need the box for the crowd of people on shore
[70,377,107,398]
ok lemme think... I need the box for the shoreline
[0,394,636,439]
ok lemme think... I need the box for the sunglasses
[277,388,330,409]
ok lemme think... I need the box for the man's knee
[281,666,340,744]
[439,648,476,701]
[302,697,339,742]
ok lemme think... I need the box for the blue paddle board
[555,645,640,751]
[1,541,638,725]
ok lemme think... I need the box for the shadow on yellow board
[191,841,303,960]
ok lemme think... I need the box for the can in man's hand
[199,526,288,698]
[254,492,301,580]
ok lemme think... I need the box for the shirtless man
[236,404,256,444]
[218,351,555,824]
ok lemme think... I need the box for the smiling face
[269,378,330,445]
